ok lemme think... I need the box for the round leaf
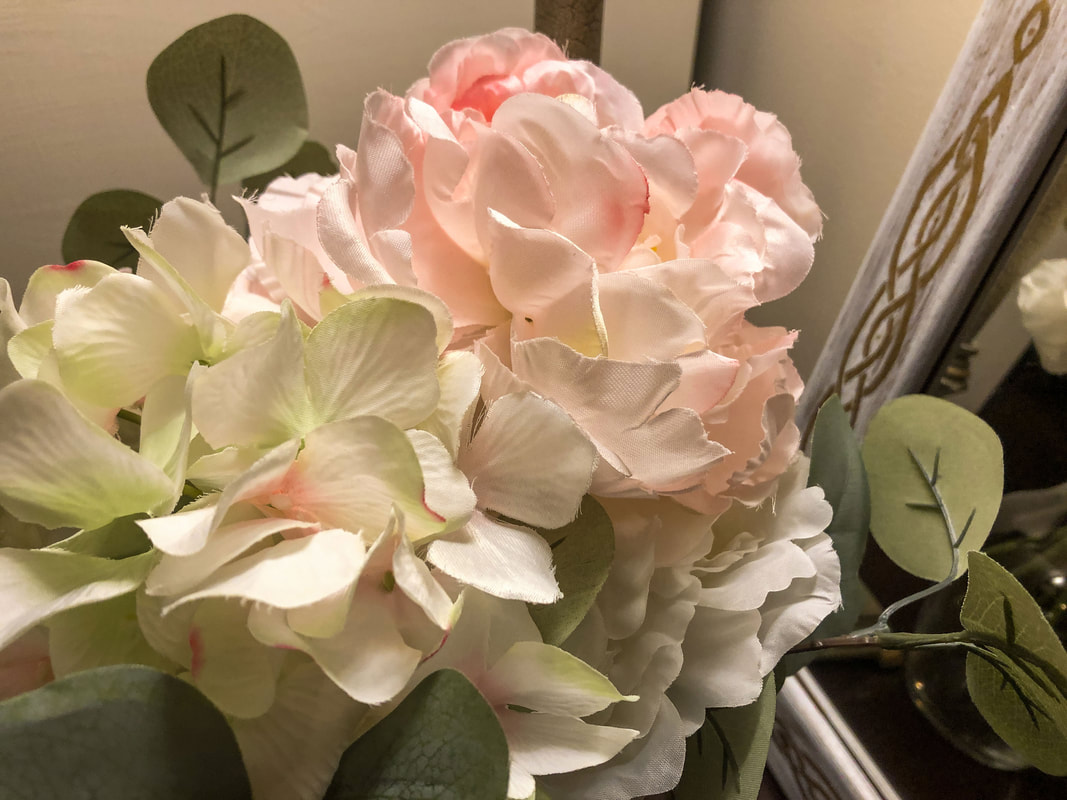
[528,495,614,646]
[323,669,509,800]
[0,665,252,799]
[147,14,308,188]
[242,140,338,195]
[62,190,163,270]
[961,552,1067,775]
[861,394,1003,581]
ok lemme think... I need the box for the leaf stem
[209,54,227,205]
[851,447,974,636]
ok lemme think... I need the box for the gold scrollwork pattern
[770,724,844,800]
[816,1,1050,428]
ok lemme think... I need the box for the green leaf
[779,396,871,681]
[323,668,509,800]
[242,139,338,195]
[528,495,614,646]
[147,14,309,194]
[61,190,163,270]
[960,552,1067,774]
[673,673,776,800]
[861,394,1003,581]
[0,665,252,798]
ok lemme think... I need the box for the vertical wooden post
[534,0,605,64]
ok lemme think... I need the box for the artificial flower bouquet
[1,17,1065,800]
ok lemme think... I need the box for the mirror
[764,1,1067,798]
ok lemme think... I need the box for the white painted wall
[694,0,984,377]
[0,0,701,298]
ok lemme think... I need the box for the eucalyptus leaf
[323,668,509,800]
[242,140,338,195]
[0,665,252,798]
[673,674,776,800]
[862,394,1003,582]
[529,495,614,646]
[147,14,308,194]
[960,552,1067,774]
[62,190,163,270]
[779,396,871,680]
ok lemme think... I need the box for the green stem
[851,447,975,637]
[209,54,227,205]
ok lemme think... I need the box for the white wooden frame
[776,2,1067,798]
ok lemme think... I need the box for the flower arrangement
[0,17,1064,800]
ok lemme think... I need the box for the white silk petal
[290,417,448,543]
[0,548,155,650]
[418,351,482,458]
[139,439,299,556]
[192,302,311,448]
[0,380,173,530]
[304,296,440,429]
[163,528,366,612]
[147,198,251,312]
[427,510,560,603]
[510,339,725,492]
[485,641,632,716]
[188,599,283,720]
[230,663,368,800]
[500,711,637,778]
[459,391,596,529]
[19,260,115,326]
[52,273,200,408]
[406,430,478,527]
[147,517,319,597]
[249,595,421,705]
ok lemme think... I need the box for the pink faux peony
[223,34,837,795]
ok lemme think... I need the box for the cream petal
[304,296,440,429]
[164,528,366,612]
[418,351,482,458]
[0,548,155,650]
[290,416,450,543]
[52,273,201,408]
[139,439,299,557]
[406,430,478,528]
[147,516,319,597]
[186,599,283,719]
[192,302,311,448]
[19,260,115,326]
[147,198,251,312]
[500,711,637,778]
[0,380,173,530]
[459,391,596,529]
[485,640,633,716]
[230,663,368,800]
[427,510,561,603]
